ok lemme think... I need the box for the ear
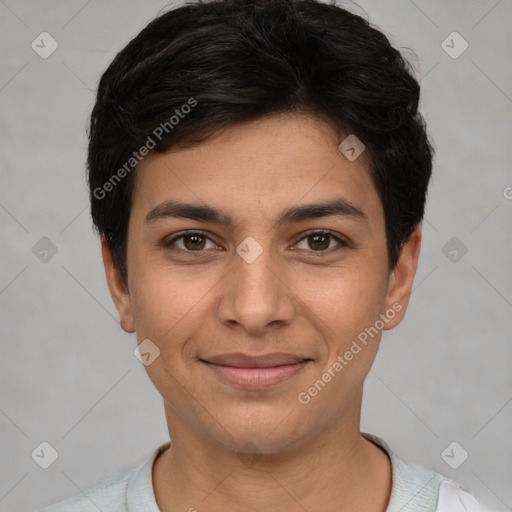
[101,237,135,333]
[382,225,422,330]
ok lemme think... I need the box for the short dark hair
[88,0,433,284]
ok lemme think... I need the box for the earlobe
[383,225,422,330]
[101,238,135,333]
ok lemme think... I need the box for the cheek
[293,270,388,415]
[128,250,216,339]
[299,263,389,339]
[130,280,181,338]
[128,269,206,396]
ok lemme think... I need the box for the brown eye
[295,231,348,253]
[182,233,207,250]
[307,233,330,251]
[166,231,216,252]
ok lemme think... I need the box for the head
[90,0,433,454]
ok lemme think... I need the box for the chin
[204,406,310,455]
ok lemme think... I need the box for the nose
[215,238,296,335]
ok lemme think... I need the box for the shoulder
[436,478,494,512]
[38,443,169,512]
[361,433,490,512]
[38,467,136,512]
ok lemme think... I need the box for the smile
[200,353,311,390]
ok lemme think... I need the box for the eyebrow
[144,197,368,227]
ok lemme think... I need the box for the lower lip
[201,360,309,390]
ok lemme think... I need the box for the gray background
[1,0,511,510]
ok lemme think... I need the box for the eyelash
[164,229,350,255]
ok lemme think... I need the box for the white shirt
[38,433,491,511]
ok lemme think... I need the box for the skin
[103,113,421,512]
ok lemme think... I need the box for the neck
[153,400,391,511]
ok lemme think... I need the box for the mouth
[199,353,312,390]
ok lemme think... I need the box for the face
[103,113,420,455]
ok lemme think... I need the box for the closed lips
[199,352,312,390]
[201,353,311,368]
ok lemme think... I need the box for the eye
[165,231,218,252]
[164,230,349,254]
[294,230,348,252]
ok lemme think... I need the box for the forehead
[131,113,383,228]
